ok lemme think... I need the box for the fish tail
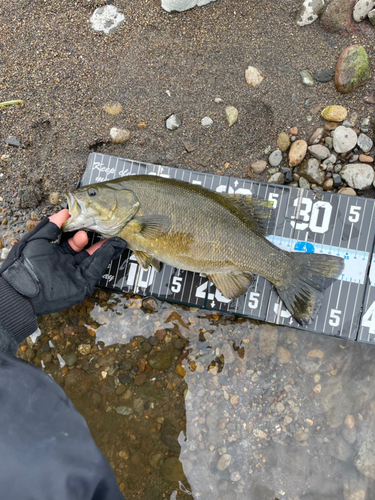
[276,252,345,325]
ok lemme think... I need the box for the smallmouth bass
[63,175,344,325]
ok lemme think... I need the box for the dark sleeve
[0,321,19,356]
[0,349,124,500]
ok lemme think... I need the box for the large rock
[296,0,325,26]
[353,0,375,21]
[161,0,216,12]
[340,163,375,190]
[320,0,359,35]
[335,45,371,94]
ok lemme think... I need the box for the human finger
[86,239,108,255]
[49,209,70,228]
[68,231,89,252]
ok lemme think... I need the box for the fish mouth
[62,192,89,231]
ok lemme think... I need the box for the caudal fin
[276,252,345,326]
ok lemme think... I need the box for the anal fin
[208,272,253,300]
[133,250,161,272]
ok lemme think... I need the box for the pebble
[63,352,77,367]
[217,453,231,471]
[110,128,130,144]
[245,66,264,87]
[344,414,356,429]
[268,172,285,184]
[340,163,375,190]
[5,136,22,147]
[201,117,213,128]
[142,297,158,311]
[359,154,373,163]
[323,178,334,190]
[277,346,291,363]
[251,160,267,174]
[77,344,91,356]
[49,192,60,205]
[280,167,293,184]
[296,0,325,26]
[116,406,134,416]
[299,177,311,189]
[277,132,290,152]
[289,140,308,167]
[357,133,373,153]
[230,471,241,482]
[214,97,223,104]
[26,219,40,232]
[300,70,314,86]
[268,149,283,167]
[335,45,371,94]
[308,144,330,160]
[321,105,348,122]
[298,158,325,185]
[353,0,375,22]
[225,106,238,127]
[332,173,343,187]
[313,69,335,83]
[166,114,182,130]
[309,127,325,145]
[332,126,358,153]
[90,5,125,34]
[338,187,357,195]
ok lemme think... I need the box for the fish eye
[88,188,97,197]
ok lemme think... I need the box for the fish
[62,175,345,325]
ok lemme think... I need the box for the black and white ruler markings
[81,153,375,342]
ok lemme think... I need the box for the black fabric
[0,349,124,500]
[0,218,127,341]
[0,277,38,343]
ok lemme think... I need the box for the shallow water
[18,290,375,500]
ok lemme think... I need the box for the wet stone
[116,406,133,416]
[280,167,293,184]
[217,453,232,470]
[148,336,160,346]
[63,352,78,367]
[140,341,152,354]
[277,132,290,152]
[148,344,176,371]
[118,373,132,385]
[300,70,314,86]
[160,457,185,483]
[120,359,133,371]
[142,297,158,311]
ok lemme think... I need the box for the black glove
[0,217,127,343]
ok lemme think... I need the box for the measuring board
[79,153,375,342]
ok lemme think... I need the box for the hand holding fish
[0,210,127,341]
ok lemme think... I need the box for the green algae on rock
[321,105,348,122]
[335,45,371,94]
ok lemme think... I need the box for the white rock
[225,106,238,127]
[110,127,130,144]
[201,116,213,127]
[296,0,325,26]
[166,114,181,130]
[0,247,10,261]
[340,163,374,190]
[245,66,264,87]
[353,0,375,22]
[332,126,358,154]
[161,0,216,12]
[90,6,125,34]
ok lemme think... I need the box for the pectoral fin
[133,250,161,272]
[208,272,253,300]
[128,215,171,239]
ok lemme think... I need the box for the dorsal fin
[218,193,274,236]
